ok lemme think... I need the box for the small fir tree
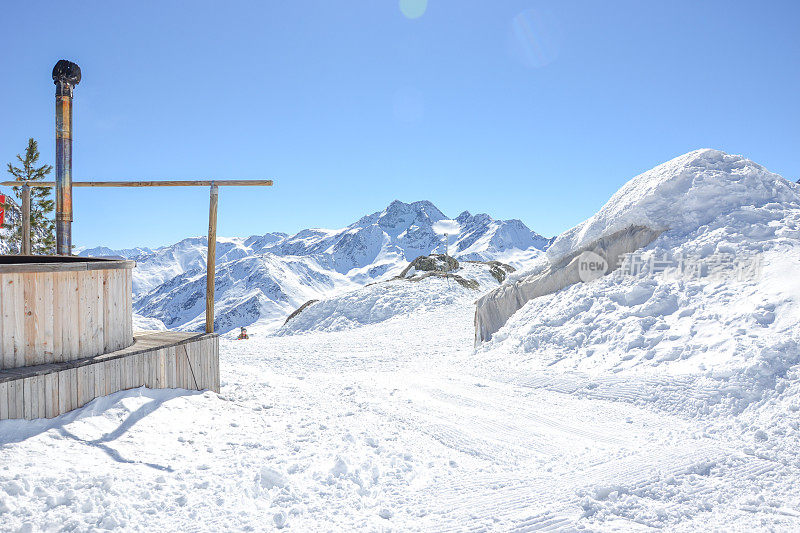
[4,139,56,254]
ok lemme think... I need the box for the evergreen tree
[4,139,55,254]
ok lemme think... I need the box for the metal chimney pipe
[52,60,81,255]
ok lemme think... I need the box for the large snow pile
[545,149,798,263]
[276,277,470,335]
[478,149,800,389]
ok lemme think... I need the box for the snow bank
[476,149,800,344]
[475,225,662,344]
[478,149,800,386]
[276,278,470,335]
[547,149,796,263]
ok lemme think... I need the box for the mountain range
[78,200,549,333]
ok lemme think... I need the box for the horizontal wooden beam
[0,180,273,188]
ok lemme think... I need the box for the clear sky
[1,1,798,249]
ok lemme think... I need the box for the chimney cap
[52,60,81,93]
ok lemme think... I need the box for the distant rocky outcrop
[405,271,480,290]
[284,299,319,325]
[399,254,459,277]
[396,254,516,287]
[394,254,475,289]
[464,260,516,283]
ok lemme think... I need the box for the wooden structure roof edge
[0,259,135,273]
[0,331,217,383]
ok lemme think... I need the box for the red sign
[0,194,5,226]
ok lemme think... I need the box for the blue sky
[1,1,798,249]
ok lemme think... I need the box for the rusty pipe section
[52,60,81,255]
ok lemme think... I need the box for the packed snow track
[1,303,796,531]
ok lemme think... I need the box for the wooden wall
[0,264,133,370]
[0,333,218,420]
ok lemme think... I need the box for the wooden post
[21,183,31,255]
[206,184,218,333]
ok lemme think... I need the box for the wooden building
[0,256,219,420]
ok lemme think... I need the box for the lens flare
[399,0,427,19]
[509,8,562,68]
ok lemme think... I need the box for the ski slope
[1,301,797,531]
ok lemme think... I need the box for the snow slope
[81,236,273,297]
[277,261,505,335]
[454,210,550,262]
[2,291,798,530]
[77,246,154,260]
[134,253,357,333]
[277,276,471,335]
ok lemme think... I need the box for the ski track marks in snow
[2,304,798,531]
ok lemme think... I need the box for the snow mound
[476,148,800,344]
[276,278,470,335]
[479,149,800,388]
[278,262,504,335]
[546,149,797,264]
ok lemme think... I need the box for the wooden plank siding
[0,264,134,370]
[0,332,218,420]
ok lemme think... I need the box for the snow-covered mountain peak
[262,199,545,277]
[384,199,444,218]
[456,210,492,225]
[359,199,446,236]
[242,232,287,251]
